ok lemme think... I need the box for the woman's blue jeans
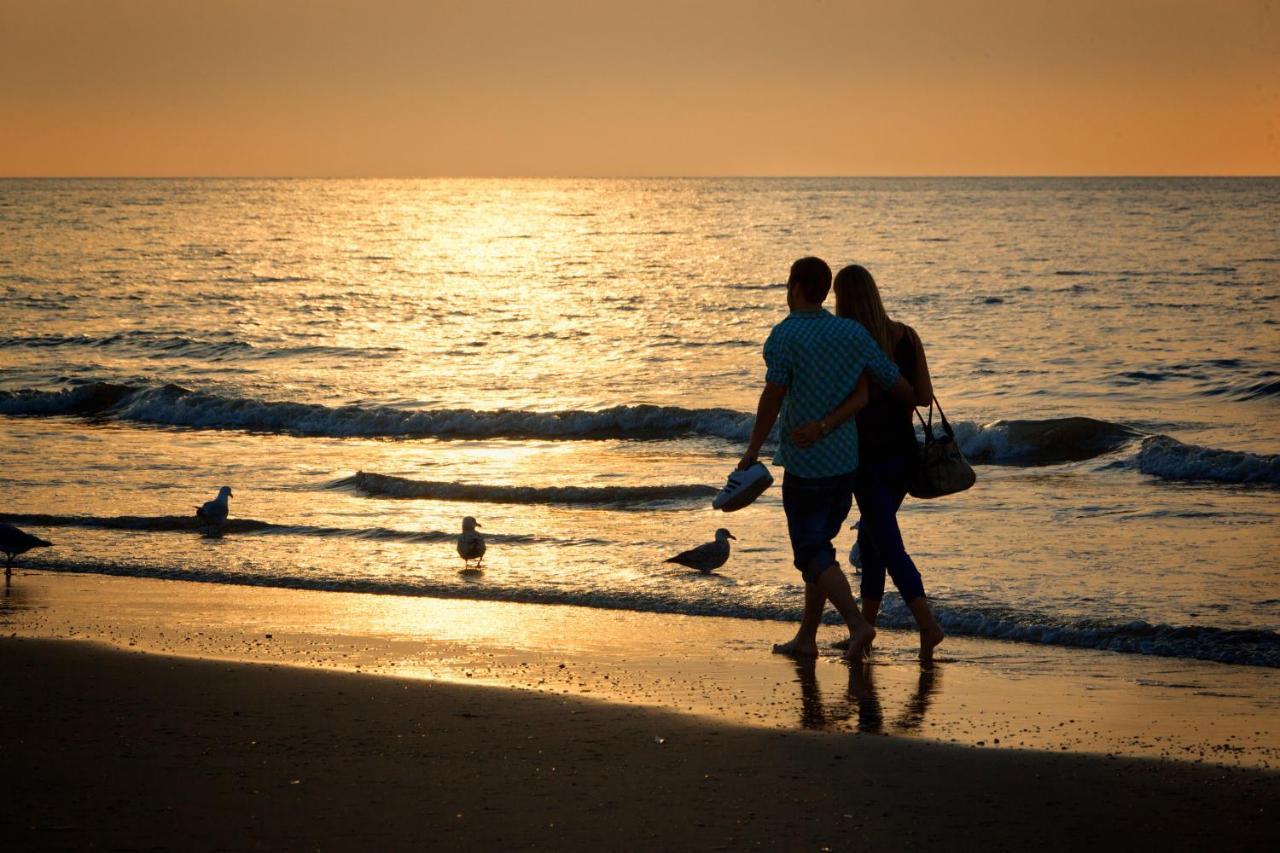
[854,453,926,602]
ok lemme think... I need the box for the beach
[5,0,1279,845]
[1,176,1277,849]
[4,570,1279,850]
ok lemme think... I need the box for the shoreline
[4,569,1279,769]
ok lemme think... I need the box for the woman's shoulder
[889,320,917,345]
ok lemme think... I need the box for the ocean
[2,177,1277,667]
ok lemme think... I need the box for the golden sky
[2,0,1276,176]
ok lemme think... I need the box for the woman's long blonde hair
[833,265,893,356]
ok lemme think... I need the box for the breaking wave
[331,472,717,506]
[4,381,1142,458]
[5,382,1270,486]
[0,382,757,441]
[1135,436,1280,486]
[0,382,136,416]
[953,416,1141,465]
[908,602,1279,668]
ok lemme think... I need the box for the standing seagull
[457,516,486,569]
[665,528,735,574]
[0,523,53,581]
[196,486,233,528]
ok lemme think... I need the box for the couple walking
[739,257,945,661]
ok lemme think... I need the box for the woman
[794,264,945,660]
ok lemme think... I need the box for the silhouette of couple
[739,257,944,662]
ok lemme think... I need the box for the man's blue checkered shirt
[764,308,901,477]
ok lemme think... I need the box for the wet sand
[5,571,1278,768]
[2,571,1279,850]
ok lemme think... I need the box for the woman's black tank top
[856,328,920,461]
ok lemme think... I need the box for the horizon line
[2,174,1278,181]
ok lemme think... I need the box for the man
[739,257,916,659]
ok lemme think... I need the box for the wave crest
[10,382,1268,487]
[1136,436,1280,486]
[333,472,717,506]
[954,416,1140,465]
[0,382,136,416]
[0,382,757,441]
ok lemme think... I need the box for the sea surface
[1,177,1277,667]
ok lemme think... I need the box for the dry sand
[4,638,1277,852]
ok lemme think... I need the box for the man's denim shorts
[782,469,857,583]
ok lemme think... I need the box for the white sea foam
[9,381,1280,495]
[1136,436,1280,486]
[0,382,759,441]
[0,512,569,544]
[23,556,1280,668]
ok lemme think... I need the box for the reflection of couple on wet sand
[739,257,945,661]
[793,656,939,733]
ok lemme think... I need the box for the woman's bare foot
[920,624,945,661]
[907,597,945,661]
[831,636,874,657]
[842,623,876,661]
[772,637,819,657]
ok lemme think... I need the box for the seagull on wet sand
[457,516,486,569]
[196,486,233,527]
[665,528,735,574]
[0,523,53,580]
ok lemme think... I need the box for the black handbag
[908,396,976,499]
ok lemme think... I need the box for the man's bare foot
[772,637,819,657]
[920,624,945,661]
[842,623,876,661]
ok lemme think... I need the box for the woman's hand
[791,420,827,448]
[795,376,868,447]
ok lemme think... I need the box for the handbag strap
[913,398,936,443]
[932,396,956,439]
[913,395,954,443]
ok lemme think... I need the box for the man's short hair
[788,257,832,304]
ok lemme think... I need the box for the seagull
[457,516,486,569]
[849,520,862,575]
[665,528,735,574]
[196,486,233,527]
[0,523,53,580]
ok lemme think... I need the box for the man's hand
[737,452,758,471]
